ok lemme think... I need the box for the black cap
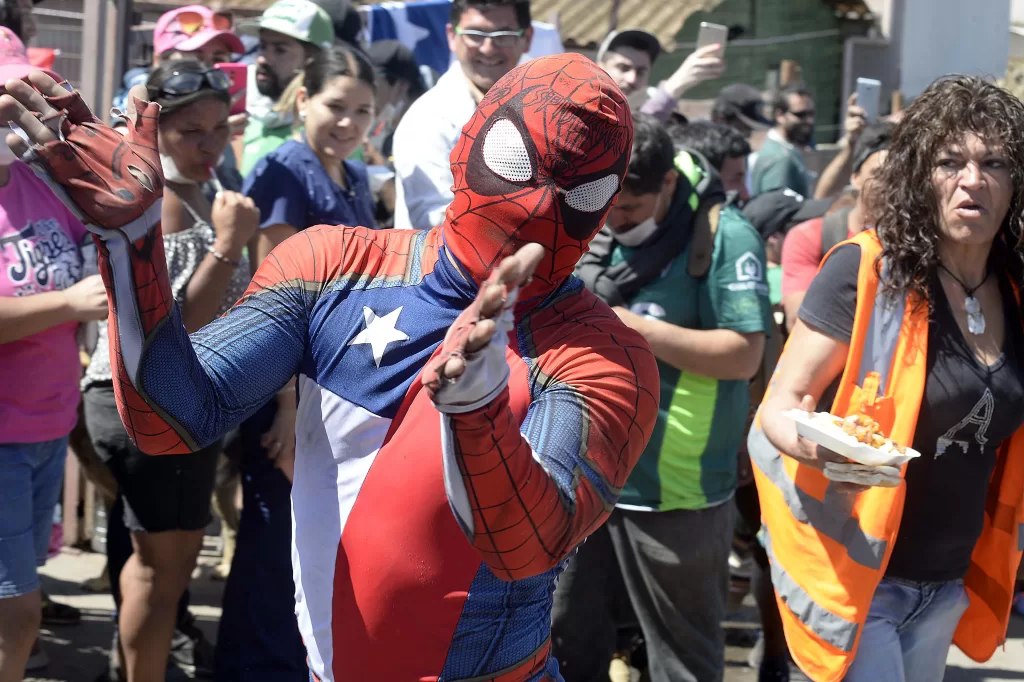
[742,189,831,240]
[712,83,772,131]
[850,121,895,174]
[367,40,422,89]
[310,0,362,47]
[597,29,661,66]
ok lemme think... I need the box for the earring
[299,111,307,121]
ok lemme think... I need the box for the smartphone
[855,77,882,124]
[697,22,729,58]
[216,63,248,116]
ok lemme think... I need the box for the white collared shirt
[392,62,478,230]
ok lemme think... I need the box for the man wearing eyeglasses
[391,0,533,230]
[750,84,816,197]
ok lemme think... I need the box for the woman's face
[931,132,1012,247]
[159,97,231,183]
[299,75,375,163]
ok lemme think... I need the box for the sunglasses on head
[158,68,232,97]
[173,10,233,36]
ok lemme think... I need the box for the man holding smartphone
[597,28,726,121]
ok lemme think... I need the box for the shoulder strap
[819,208,851,261]
[687,202,722,278]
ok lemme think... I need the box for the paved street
[24,548,1024,681]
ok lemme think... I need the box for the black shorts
[83,383,220,534]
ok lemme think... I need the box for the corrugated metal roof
[528,0,723,50]
[137,0,723,49]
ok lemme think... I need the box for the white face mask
[613,191,663,247]
[160,152,198,185]
[0,127,18,166]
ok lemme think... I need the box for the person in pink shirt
[0,27,107,678]
[779,122,894,330]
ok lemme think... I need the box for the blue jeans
[843,576,970,682]
[0,438,68,597]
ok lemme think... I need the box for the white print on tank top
[936,388,994,458]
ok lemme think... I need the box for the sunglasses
[173,10,233,36]
[158,68,232,97]
[788,109,815,120]
[454,27,525,49]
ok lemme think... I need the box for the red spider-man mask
[442,54,632,302]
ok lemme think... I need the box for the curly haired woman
[752,75,1024,682]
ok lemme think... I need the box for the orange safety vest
[749,230,1024,682]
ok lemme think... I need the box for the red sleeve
[780,218,824,298]
[441,294,660,580]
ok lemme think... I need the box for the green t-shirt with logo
[615,205,773,511]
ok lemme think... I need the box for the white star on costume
[349,306,410,368]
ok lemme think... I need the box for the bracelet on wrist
[209,247,241,267]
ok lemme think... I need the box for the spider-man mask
[442,54,632,302]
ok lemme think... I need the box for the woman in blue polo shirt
[244,42,377,267]
[219,43,378,682]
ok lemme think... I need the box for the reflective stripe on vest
[748,426,887,569]
[747,266,904,649]
[857,271,905,387]
[762,529,859,652]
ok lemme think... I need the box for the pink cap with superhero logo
[0,26,61,85]
[153,5,244,58]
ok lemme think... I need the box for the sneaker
[169,613,215,678]
[748,633,764,669]
[25,639,49,671]
[41,590,82,625]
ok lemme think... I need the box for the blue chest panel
[301,253,476,419]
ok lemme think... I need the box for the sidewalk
[26,548,1024,682]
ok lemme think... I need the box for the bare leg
[118,529,204,682]
[0,590,41,682]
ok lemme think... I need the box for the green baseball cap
[245,0,335,49]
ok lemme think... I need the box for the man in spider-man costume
[2,54,659,681]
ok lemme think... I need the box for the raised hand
[422,242,544,413]
[0,72,162,234]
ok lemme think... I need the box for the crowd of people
[2,0,1024,681]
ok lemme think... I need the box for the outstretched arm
[423,245,660,580]
[0,73,308,453]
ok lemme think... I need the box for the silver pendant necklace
[939,264,990,335]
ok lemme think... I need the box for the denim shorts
[0,437,68,598]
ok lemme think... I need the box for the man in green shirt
[239,0,335,177]
[750,84,816,197]
[553,116,771,682]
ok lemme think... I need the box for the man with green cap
[240,0,334,177]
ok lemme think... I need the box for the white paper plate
[784,409,921,467]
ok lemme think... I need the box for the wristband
[209,248,240,267]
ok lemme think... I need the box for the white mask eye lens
[482,118,533,182]
[564,174,619,212]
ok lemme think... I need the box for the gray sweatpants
[551,504,734,682]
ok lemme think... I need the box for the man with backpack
[779,122,893,329]
[554,115,772,682]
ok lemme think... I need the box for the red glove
[24,91,163,233]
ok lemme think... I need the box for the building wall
[650,0,845,142]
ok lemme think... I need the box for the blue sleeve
[244,156,309,230]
